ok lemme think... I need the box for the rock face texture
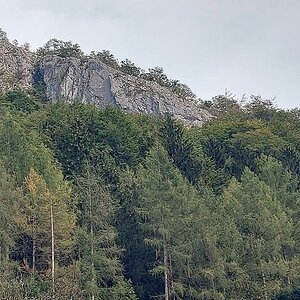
[0,38,211,126]
[0,38,35,92]
[42,57,211,126]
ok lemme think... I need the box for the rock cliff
[0,38,211,126]
[0,38,34,92]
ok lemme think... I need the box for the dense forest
[0,87,299,300]
[0,33,299,300]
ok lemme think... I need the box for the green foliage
[136,145,226,299]
[244,95,277,121]
[221,167,299,299]
[33,102,157,178]
[276,288,300,299]
[21,168,74,271]
[3,89,41,113]
[140,66,197,100]
[161,115,217,186]
[0,110,62,187]
[36,37,198,100]
[120,58,141,76]
[111,279,138,300]
[74,164,130,298]
[0,279,25,299]
[141,66,168,85]
[37,38,83,58]
[90,49,119,69]
[115,168,163,299]
[198,109,293,180]
[199,91,241,117]
[0,89,299,299]
[0,164,24,279]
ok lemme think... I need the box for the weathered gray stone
[0,38,34,92]
[0,39,212,126]
[41,56,212,126]
[42,57,116,107]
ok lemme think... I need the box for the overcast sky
[1,0,300,108]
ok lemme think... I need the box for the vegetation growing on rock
[0,30,299,299]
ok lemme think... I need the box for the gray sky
[1,0,300,109]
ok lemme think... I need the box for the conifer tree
[256,156,300,291]
[74,163,134,299]
[0,164,24,278]
[221,168,297,299]
[21,168,75,296]
[137,145,224,299]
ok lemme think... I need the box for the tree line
[0,89,299,299]
[35,38,196,101]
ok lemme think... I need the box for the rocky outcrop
[42,56,211,126]
[0,38,212,126]
[42,56,116,107]
[0,38,34,92]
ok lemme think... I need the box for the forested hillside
[0,89,299,300]
[0,33,211,127]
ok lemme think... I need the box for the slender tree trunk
[32,234,36,273]
[87,166,95,300]
[283,248,291,285]
[164,242,169,300]
[187,259,192,297]
[169,253,174,299]
[50,199,55,297]
[90,214,95,300]
[262,271,268,300]
[32,214,36,273]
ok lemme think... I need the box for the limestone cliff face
[0,38,34,92]
[41,56,116,106]
[0,38,211,126]
[42,56,211,126]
